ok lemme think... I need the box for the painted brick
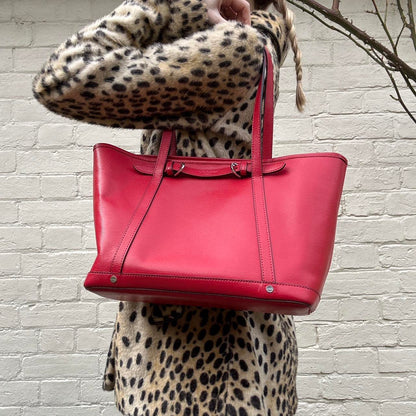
[40,328,74,352]
[335,349,378,374]
[314,114,394,140]
[403,168,416,188]
[22,407,101,416]
[0,409,21,416]
[332,40,369,64]
[324,271,401,296]
[333,244,379,269]
[344,192,386,216]
[0,100,12,122]
[40,380,79,405]
[274,117,313,143]
[339,298,379,321]
[318,323,398,349]
[0,381,39,405]
[79,175,93,198]
[379,349,416,372]
[1,124,37,148]
[97,302,118,326]
[399,324,416,346]
[293,322,316,348]
[19,200,92,224]
[311,65,389,90]
[41,176,78,199]
[0,357,20,380]
[386,192,416,215]
[394,114,416,139]
[400,272,416,293]
[343,167,401,191]
[80,379,112,404]
[0,330,38,353]
[31,23,87,47]
[0,253,20,275]
[0,73,34,99]
[0,305,18,328]
[0,49,12,72]
[321,375,406,400]
[22,354,98,378]
[374,141,416,164]
[40,278,78,301]
[20,303,96,327]
[44,226,82,249]
[0,278,38,302]
[382,297,416,321]
[0,23,31,47]
[0,226,42,250]
[380,402,416,416]
[17,150,91,174]
[296,402,344,416]
[326,90,364,114]
[0,176,40,199]
[297,299,339,322]
[363,88,411,113]
[83,223,97,249]
[101,406,122,416]
[12,99,59,123]
[13,47,55,72]
[21,251,95,275]
[76,328,113,352]
[403,217,416,240]
[335,219,404,243]
[379,245,416,268]
[13,0,93,22]
[37,124,74,148]
[75,124,115,147]
[0,201,18,223]
[298,350,335,374]
[0,151,16,172]
[296,375,321,399]
[0,0,12,21]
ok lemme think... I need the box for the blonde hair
[254,0,306,112]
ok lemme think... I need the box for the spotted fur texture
[33,0,298,414]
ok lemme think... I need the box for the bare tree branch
[286,0,416,123]
[287,0,416,81]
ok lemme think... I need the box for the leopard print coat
[32,0,298,415]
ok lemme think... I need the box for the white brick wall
[0,0,415,414]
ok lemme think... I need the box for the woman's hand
[205,0,251,25]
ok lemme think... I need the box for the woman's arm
[32,0,271,131]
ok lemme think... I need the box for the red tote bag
[84,48,347,315]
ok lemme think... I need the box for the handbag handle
[110,48,276,276]
[166,47,275,162]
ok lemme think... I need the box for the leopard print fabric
[33,0,298,414]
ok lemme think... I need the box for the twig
[384,67,416,122]
[407,0,416,50]
[371,0,397,53]
[395,24,405,49]
[287,0,416,81]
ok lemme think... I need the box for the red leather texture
[84,48,348,315]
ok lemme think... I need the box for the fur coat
[33,0,298,415]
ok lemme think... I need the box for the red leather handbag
[84,48,347,315]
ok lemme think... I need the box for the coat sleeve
[32,0,272,131]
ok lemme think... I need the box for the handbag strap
[250,47,277,283]
[111,48,276,282]
[109,130,174,274]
